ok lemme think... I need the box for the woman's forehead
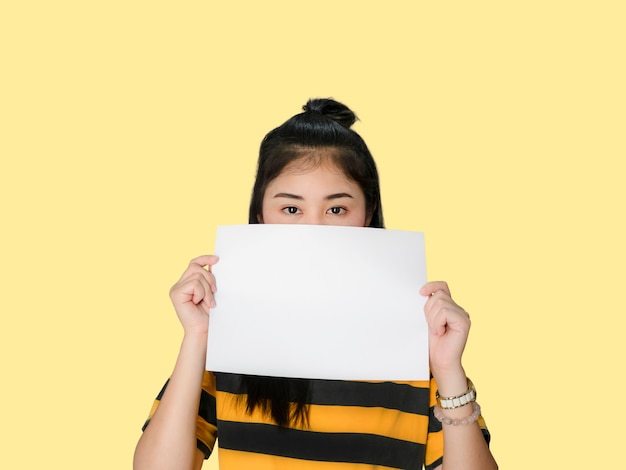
[279,150,343,176]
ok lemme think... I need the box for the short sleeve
[142,371,218,459]
[424,376,491,470]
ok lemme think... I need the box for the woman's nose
[300,212,326,225]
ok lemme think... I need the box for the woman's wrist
[434,401,481,425]
[181,317,210,338]
[432,367,480,421]
[431,366,468,398]
[181,329,208,355]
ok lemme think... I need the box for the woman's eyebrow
[325,192,354,200]
[272,192,354,200]
[273,192,303,200]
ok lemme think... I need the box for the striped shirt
[143,371,490,469]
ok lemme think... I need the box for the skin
[134,156,498,470]
[259,158,371,227]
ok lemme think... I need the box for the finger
[426,306,448,336]
[199,303,212,317]
[183,264,218,293]
[188,254,220,269]
[189,276,214,306]
[184,278,215,313]
[419,281,451,298]
[423,290,452,316]
[182,255,219,280]
[429,304,471,336]
[172,274,215,308]
[195,275,217,308]
[190,255,219,292]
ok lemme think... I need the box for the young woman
[134,99,498,470]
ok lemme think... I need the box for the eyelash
[283,206,300,215]
[328,207,346,215]
[281,206,347,215]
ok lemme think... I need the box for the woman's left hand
[420,281,471,377]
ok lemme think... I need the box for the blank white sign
[206,224,429,380]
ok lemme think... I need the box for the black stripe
[141,380,172,431]
[214,372,243,393]
[426,456,443,470]
[310,380,430,414]
[217,420,424,470]
[482,428,491,446]
[196,438,212,460]
[428,406,443,434]
[215,373,430,414]
[155,379,170,400]
[198,389,217,425]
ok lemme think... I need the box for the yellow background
[2,1,624,468]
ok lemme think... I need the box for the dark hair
[243,98,385,427]
[248,98,384,228]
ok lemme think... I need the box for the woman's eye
[328,207,346,215]
[282,206,300,215]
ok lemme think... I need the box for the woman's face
[260,158,370,227]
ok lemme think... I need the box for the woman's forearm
[434,368,498,470]
[133,332,207,470]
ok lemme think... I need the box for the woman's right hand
[169,255,219,335]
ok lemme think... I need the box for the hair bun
[302,98,357,129]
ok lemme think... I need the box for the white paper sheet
[206,224,429,380]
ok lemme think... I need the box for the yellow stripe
[424,429,443,467]
[216,391,429,443]
[146,399,159,420]
[195,416,217,453]
[309,405,429,443]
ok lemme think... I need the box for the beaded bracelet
[433,401,481,426]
